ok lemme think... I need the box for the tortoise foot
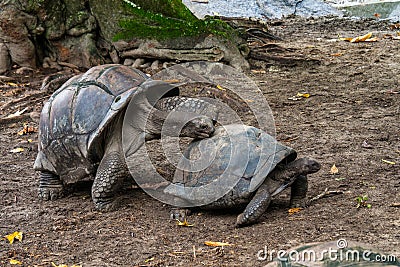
[290,197,308,208]
[93,197,121,212]
[38,171,64,200]
[170,208,191,222]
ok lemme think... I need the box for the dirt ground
[0,16,399,267]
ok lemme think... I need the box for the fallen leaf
[17,123,38,135]
[10,148,24,153]
[296,92,310,98]
[176,219,194,227]
[162,79,180,83]
[6,82,19,87]
[382,159,396,165]
[364,37,378,42]
[216,84,226,91]
[51,263,82,267]
[251,69,266,74]
[341,32,374,43]
[204,241,233,247]
[373,13,381,18]
[339,37,353,42]
[144,257,154,263]
[9,259,22,265]
[288,207,303,214]
[389,23,400,30]
[350,32,373,43]
[330,53,343,57]
[330,164,339,174]
[5,231,23,244]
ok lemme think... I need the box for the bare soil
[0,16,399,267]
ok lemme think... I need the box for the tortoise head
[180,115,215,139]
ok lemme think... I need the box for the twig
[193,245,196,259]
[1,91,47,111]
[0,113,32,125]
[390,203,400,208]
[307,188,343,205]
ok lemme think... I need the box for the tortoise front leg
[38,171,64,200]
[290,175,308,208]
[236,184,271,227]
[91,151,129,211]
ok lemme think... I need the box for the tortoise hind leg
[38,171,64,200]
[290,175,308,208]
[91,151,129,211]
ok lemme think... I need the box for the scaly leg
[236,184,271,227]
[290,175,308,208]
[38,171,64,200]
[91,151,129,211]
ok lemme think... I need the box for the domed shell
[169,124,297,207]
[34,64,157,184]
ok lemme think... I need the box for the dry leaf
[373,13,381,18]
[330,53,343,57]
[204,241,233,247]
[288,207,303,214]
[10,148,24,153]
[216,84,226,91]
[296,92,310,98]
[339,37,353,42]
[162,79,180,83]
[17,123,38,135]
[5,231,23,244]
[330,164,339,174]
[51,263,82,267]
[251,69,267,74]
[144,257,154,263]
[341,33,374,43]
[382,159,395,165]
[6,82,19,87]
[365,37,378,42]
[176,219,194,227]
[9,259,22,265]
[350,32,373,43]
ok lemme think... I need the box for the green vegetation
[355,195,372,208]
[113,0,237,41]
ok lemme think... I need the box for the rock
[259,0,342,18]
[123,58,135,66]
[183,0,342,19]
[151,60,160,70]
[132,58,146,68]
[15,67,34,75]
[0,43,11,74]
[109,50,120,64]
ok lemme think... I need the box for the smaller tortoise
[34,64,218,211]
[263,240,400,266]
[169,124,321,227]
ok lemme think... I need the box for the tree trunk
[0,0,249,74]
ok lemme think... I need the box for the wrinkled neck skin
[145,108,198,140]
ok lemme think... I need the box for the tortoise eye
[115,96,121,102]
